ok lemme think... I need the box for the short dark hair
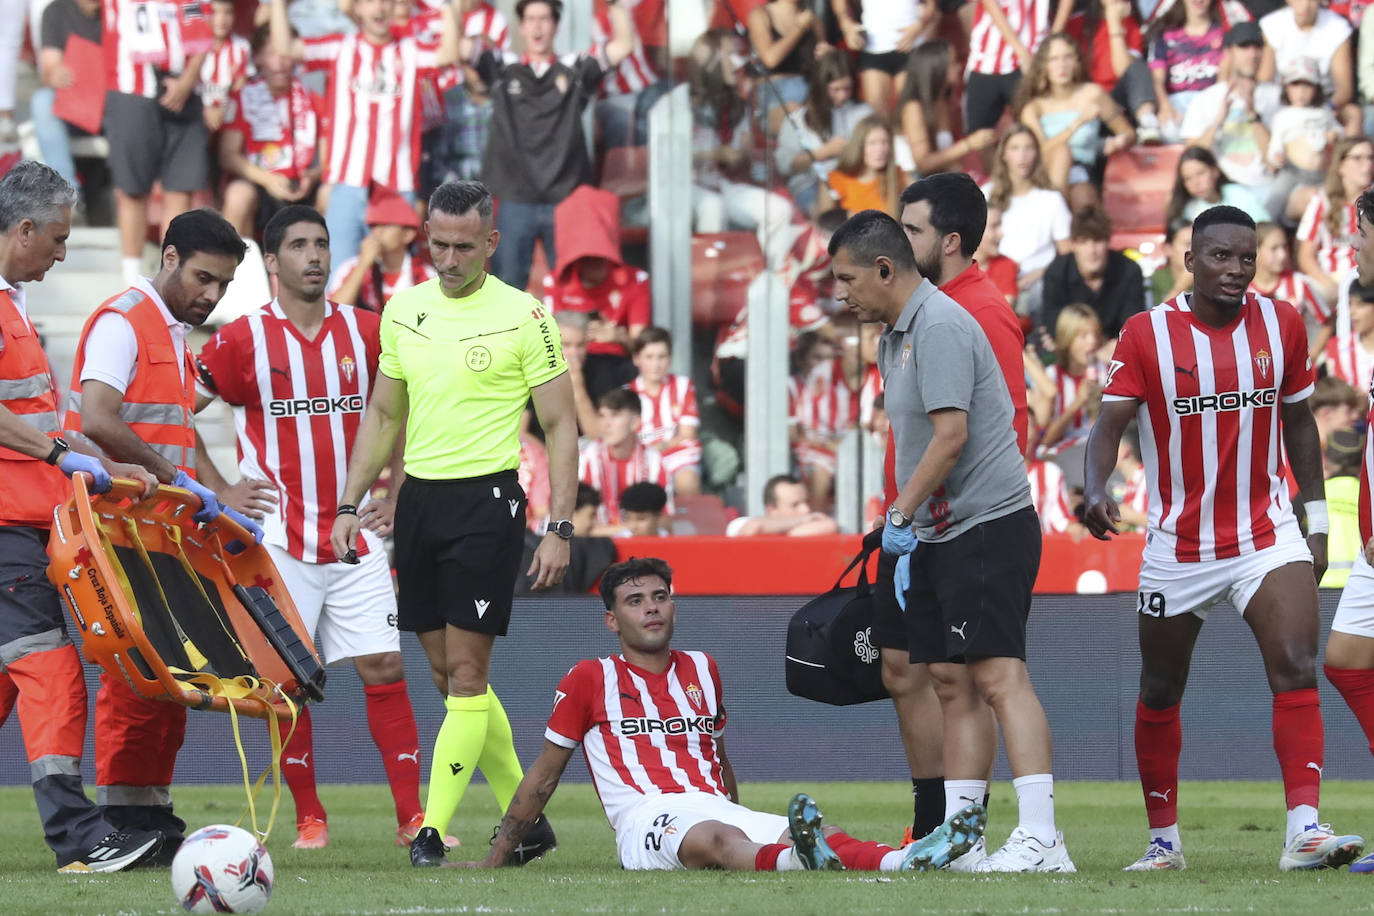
[827,210,918,272]
[1312,375,1365,412]
[262,205,328,256]
[252,21,295,55]
[633,326,673,355]
[598,556,673,610]
[620,482,668,514]
[1070,205,1112,242]
[1191,205,1256,242]
[162,208,247,266]
[597,387,641,415]
[428,180,493,221]
[762,473,801,507]
[1349,278,1374,303]
[897,173,987,258]
[516,0,561,21]
[1358,187,1374,231]
[576,482,602,510]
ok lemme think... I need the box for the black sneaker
[493,814,557,866]
[59,829,163,874]
[410,826,447,867]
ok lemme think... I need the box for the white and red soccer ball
[171,824,274,914]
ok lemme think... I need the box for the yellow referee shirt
[379,275,566,480]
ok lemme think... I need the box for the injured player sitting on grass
[461,557,985,872]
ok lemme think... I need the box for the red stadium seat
[692,231,763,328]
[673,493,730,536]
[1101,144,1185,237]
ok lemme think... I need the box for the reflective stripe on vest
[30,754,81,781]
[0,290,68,527]
[97,785,173,807]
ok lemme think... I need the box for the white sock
[1149,823,1182,851]
[774,847,804,871]
[1012,773,1057,846]
[879,849,906,871]
[121,257,142,286]
[944,779,987,820]
[1286,805,1319,845]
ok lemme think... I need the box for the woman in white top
[1259,0,1360,134]
[984,124,1073,315]
[831,0,937,117]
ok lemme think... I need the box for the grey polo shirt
[878,279,1032,542]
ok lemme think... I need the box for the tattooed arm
[473,741,575,867]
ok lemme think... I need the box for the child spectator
[1296,136,1374,304]
[1260,0,1360,134]
[269,0,465,272]
[328,190,436,311]
[1308,375,1366,447]
[1028,455,1087,538]
[984,125,1073,316]
[963,0,1070,148]
[1326,279,1374,391]
[579,388,670,526]
[1039,303,1105,456]
[571,482,602,538]
[896,40,998,178]
[543,185,650,400]
[1150,218,1194,305]
[618,482,672,537]
[788,330,855,510]
[200,0,253,132]
[725,473,840,536]
[775,49,873,216]
[628,327,702,497]
[1266,58,1342,222]
[219,25,326,237]
[1250,221,1329,354]
[1147,0,1229,137]
[975,205,1021,306]
[825,114,908,215]
[1164,146,1269,229]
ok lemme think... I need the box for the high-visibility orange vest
[66,287,196,478]
[0,289,68,527]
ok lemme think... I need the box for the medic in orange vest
[64,208,261,862]
[0,160,165,872]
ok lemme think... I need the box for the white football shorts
[266,528,400,664]
[615,792,788,871]
[1333,552,1374,639]
[1136,518,1313,620]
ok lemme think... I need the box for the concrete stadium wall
[2,592,1370,788]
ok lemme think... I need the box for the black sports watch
[549,518,575,540]
[887,505,913,529]
[44,436,70,466]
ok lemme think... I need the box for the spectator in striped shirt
[629,327,703,497]
[1251,221,1330,357]
[1296,136,1374,304]
[199,0,252,132]
[578,387,671,526]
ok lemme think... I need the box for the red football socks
[755,843,787,871]
[1273,687,1323,810]
[1325,665,1374,756]
[1135,699,1182,828]
[365,681,424,824]
[825,831,895,870]
[282,707,326,823]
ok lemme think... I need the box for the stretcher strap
[120,518,209,671]
[172,669,298,843]
[95,518,142,629]
[165,525,253,669]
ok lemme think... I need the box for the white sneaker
[1123,839,1186,871]
[976,827,1076,873]
[1279,824,1364,871]
[947,835,987,872]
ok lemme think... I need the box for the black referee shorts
[905,506,1041,664]
[393,471,527,636]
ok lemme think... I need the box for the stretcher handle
[80,474,206,514]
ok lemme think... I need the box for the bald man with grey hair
[0,158,164,873]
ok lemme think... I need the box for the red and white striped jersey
[398,3,510,124]
[857,363,883,428]
[1102,292,1316,562]
[788,359,856,441]
[1250,271,1328,324]
[223,77,324,181]
[414,0,511,47]
[1296,191,1359,279]
[591,7,658,97]
[1324,272,1374,389]
[104,0,215,98]
[1028,459,1075,534]
[579,438,669,524]
[327,253,437,313]
[544,650,729,832]
[1120,464,1149,522]
[1039,361,1104,454]
[199,33,252,109]
[628,374,698,449]
[301,33,439,193]
[967,0,1053,76]
[195,301,381,564]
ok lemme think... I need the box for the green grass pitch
[4,780,1374,914]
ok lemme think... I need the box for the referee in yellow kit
[332,180,578,868]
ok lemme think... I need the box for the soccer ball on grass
[170,824,274,914]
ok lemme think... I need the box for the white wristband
[1306,499,1329,535]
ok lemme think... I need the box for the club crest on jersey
[684,682,705,713]
[1254,349,1271,379]
[340,354,356,383]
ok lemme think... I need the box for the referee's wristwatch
[887,505,913,529]
[549,518,575,540]
[44,436,70,466]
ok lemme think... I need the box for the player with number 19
[1084,204,1364,873]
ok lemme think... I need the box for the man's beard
[916,250,942,287]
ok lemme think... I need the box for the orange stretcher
[47,475,326,722]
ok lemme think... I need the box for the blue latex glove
[894,553,911,612]
[882,517,918,556]
[58,450,112,494]
[173,469,221,524]
[221,506,265,544]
